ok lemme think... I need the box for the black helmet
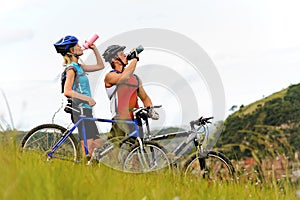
[54,35,78,56]
[102,45,126,62]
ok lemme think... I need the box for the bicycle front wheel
[21,124,79,162]
[123,141,170,173]
[100,136,135,170]
[184,150,235,182]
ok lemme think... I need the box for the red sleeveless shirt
[106,73,140,119]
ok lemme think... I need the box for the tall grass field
[0,132,299,200]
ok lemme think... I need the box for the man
[102,45,159,137]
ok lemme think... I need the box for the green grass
[0,133,299,200]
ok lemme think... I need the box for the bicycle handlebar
[132,105,162,119]
[132,105,162,113]
[190,116,213,127]
[64,98,89,114]
[147,105,162,109]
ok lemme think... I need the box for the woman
[54,35,105,157]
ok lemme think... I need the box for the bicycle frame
[47,115,140,160]
[145,131,194,156]
[143,122,210,160]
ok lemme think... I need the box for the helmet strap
[66,47,79,58]
[73,46,79,58]
[116,57,126,72]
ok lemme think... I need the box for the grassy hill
[217,83,300,160]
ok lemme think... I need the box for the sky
[1,0,300,131]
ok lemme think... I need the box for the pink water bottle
[83,33,99,49]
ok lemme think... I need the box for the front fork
[47,129,72,161]
[136,137,151,171]
[194,138,209,177]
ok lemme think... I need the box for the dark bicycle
[142,115,235,182]
[118,105,235,181]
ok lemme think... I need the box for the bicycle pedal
[86,159,93,166]
[91,148,103,161]
[86,158,99,166]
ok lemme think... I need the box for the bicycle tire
[123,141,171,173]
[184,150,235,182]
[21,124,79,162]
[99,136,135,170]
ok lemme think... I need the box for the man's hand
[130,49,139,61]
[148,108,159,120]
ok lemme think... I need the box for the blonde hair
[63,54,73,66]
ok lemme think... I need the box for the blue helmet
[54,35,78,55]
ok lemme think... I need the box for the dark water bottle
[127,45,144,60]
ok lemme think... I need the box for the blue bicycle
[21,98,170,173]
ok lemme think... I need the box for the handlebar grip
[190,116,214,126]
[147,105,162,109]
[203,117,214,123]
[134,105,162,112]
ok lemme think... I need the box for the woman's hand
[88,97,96,106]
[89,44,96,50]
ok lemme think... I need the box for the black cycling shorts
[71,108,100,140]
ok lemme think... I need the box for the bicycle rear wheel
[184,150,235,182]
[21,124,79,162]
[123,141,170,173]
